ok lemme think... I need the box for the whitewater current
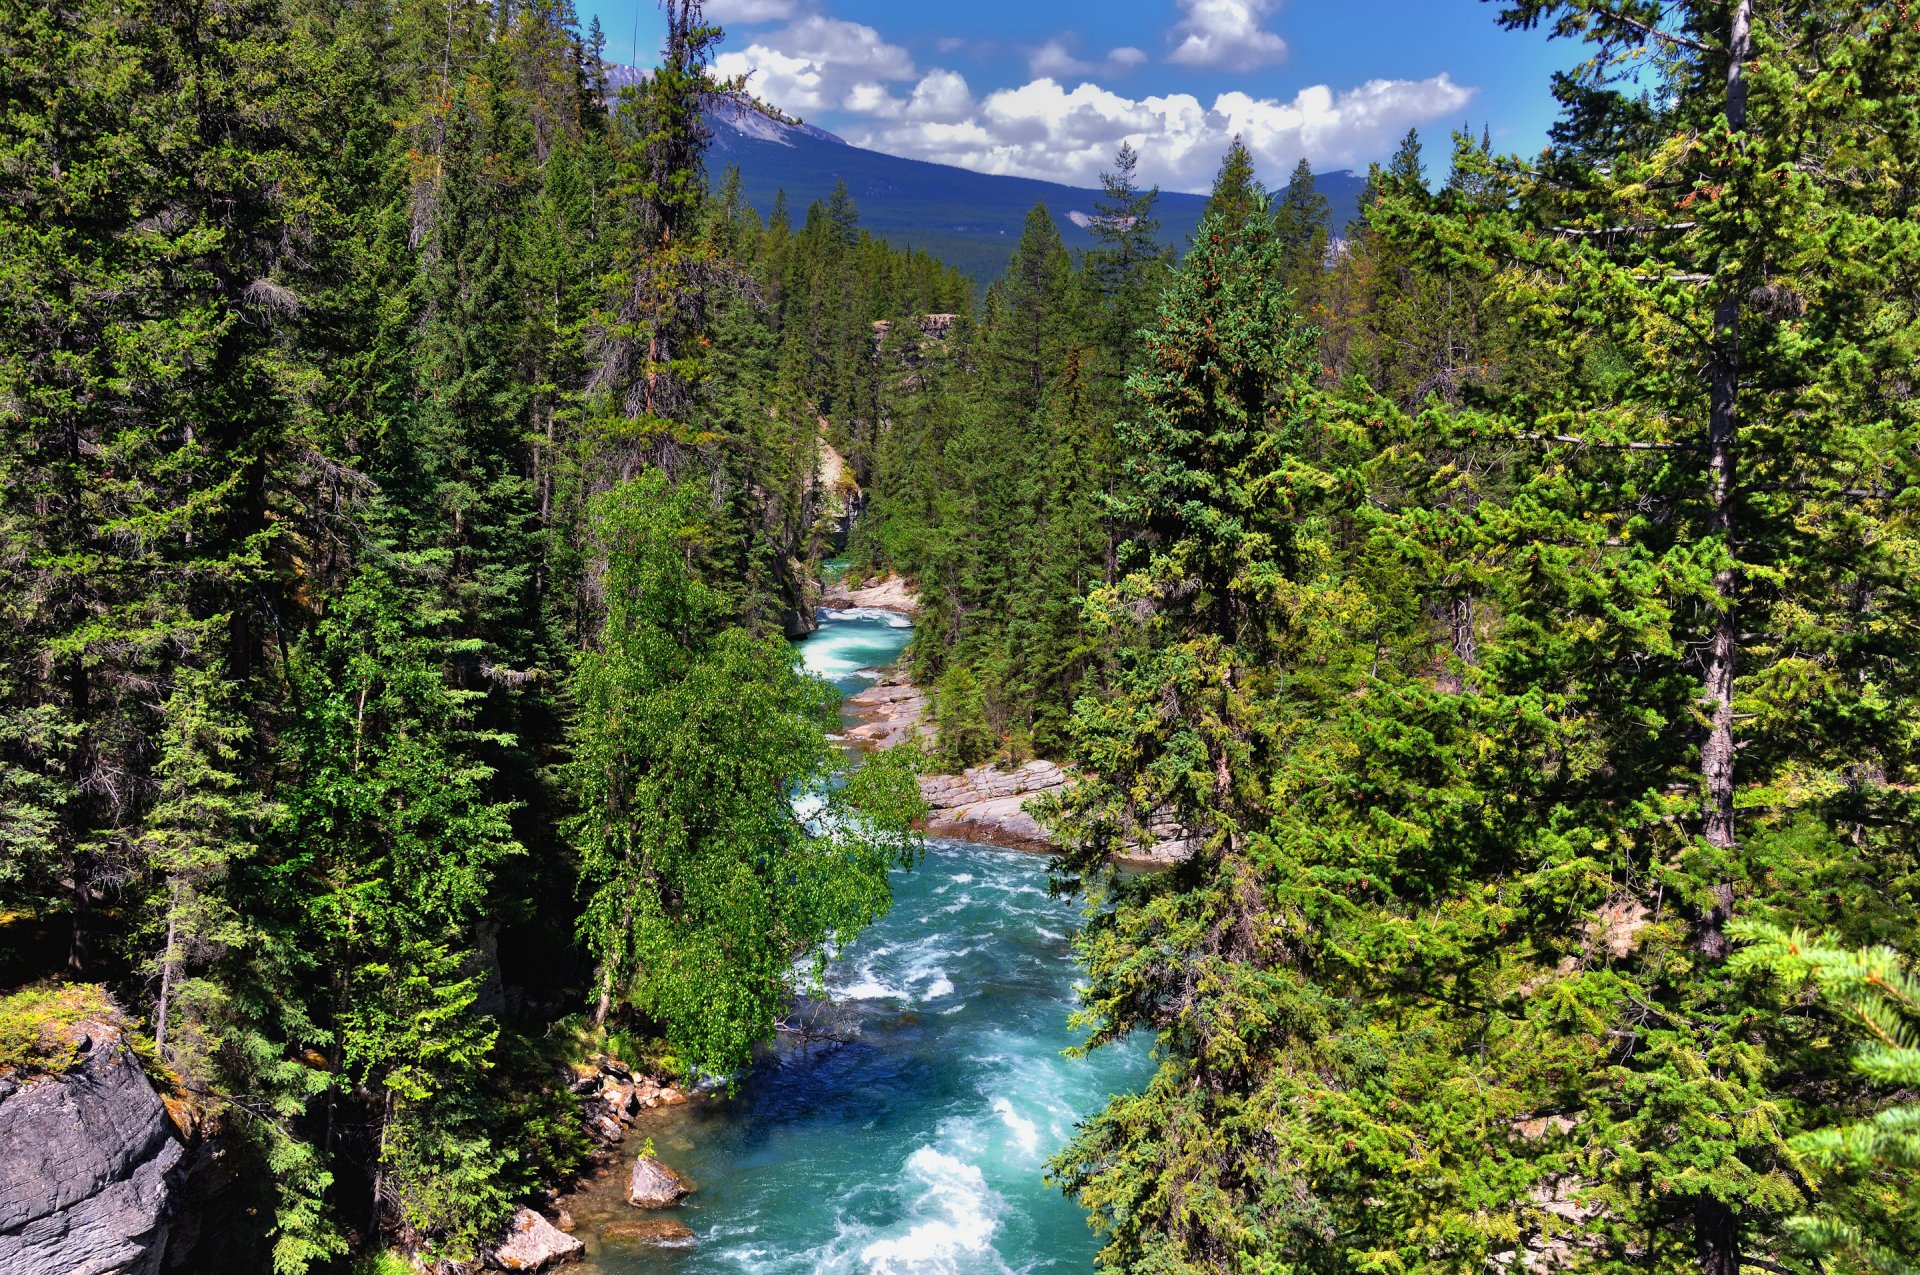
[565,607,1152,1273]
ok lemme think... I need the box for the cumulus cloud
[713,15,915,114]
[1028,38,1155,80]
[705,0,795,23]
[843,72,1475,191]
[1167,0,1289,72]
[906,69,975,123]
[1029,39,1092,79]
[711,4,1471,190]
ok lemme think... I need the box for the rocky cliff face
[0,1021,188,1275]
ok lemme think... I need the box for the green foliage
[351,1252,418,1275]
[567,470,925,1076]
[898,8,1920,1275]
[0,982,118,1075]
[932,664,995,769]
[1734,925,1920,1275]
[0,0,951,1263]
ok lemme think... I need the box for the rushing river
[564,606,1152,1274]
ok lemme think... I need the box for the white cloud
[705,0,795,23]
[712,15,915,115]
[1029,39,1092,79]
[906,69,975,123]
[1167,0,1289,72]
[778,14,915,79]
[843,73,1475,191]
[1029,38,1154,80]
[844,80,905,117]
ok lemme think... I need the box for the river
[561,606,1152,1274]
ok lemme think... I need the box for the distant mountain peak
[597,62,1366,284]
[600,65,845,148]
[705,94,846,149]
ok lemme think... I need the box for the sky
[582,0,1585,193]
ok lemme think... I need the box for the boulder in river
[600,1218,695,1247]
[626,1156,692,1208]
[486,1206,583,1270]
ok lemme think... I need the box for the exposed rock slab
[625,1156,691,1209]
[918,761,1199,864]
[840,679,927,749]
[486,1206,583,1270]
[821,573,918,614]
[920,761,1067,848]
[600,1218,694,1246]
[0,1021,185,1275]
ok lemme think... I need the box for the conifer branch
[1509,431,1694,451]
[1587,5,1720,56]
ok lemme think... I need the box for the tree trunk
[1694,11,1754,1275]
[155,880,180,1056]
[1697,0,1751,955]
[591,897,636,1028]
[1695,1194,1740,1275]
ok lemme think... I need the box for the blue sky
[583,0,1584,192]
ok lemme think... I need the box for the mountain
[686,96,1368,285]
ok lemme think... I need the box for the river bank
[825,578,1198,865]
[552,837,1152,1274]
[534,601,1153,1274]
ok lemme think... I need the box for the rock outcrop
[820,572,918,614]
[486,1206,583,1271]
[567,1054,691,1147]
[0,1021,187,1275]
[625,1156,692,1209]
[920,760,1066,848]
[918,761,1200,863]
[840,678,927,749]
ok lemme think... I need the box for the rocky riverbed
[832,606,1198,864]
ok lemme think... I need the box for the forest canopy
[1,0,1917,1272]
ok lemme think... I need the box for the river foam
[567,609,1151,1275]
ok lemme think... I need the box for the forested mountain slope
[682,83,1368,283]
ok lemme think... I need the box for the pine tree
[1084,142,1171,403]
[1042,205,1378,1271]
[1271,156,1330,306]
[1735,925,1920,1275]
[1202,135,1265,242]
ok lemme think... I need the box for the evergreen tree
[1084,142,1171,401]
[1271,156,1330,310]
[1202,135,1265,241]
[1735,926,1920,1275]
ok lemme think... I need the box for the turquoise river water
[563,606,1151,1274]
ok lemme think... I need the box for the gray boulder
[0,1024,186,1275]
[486,1206,583,1270]
[625,1156,691,1209]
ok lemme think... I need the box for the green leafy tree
[566,471,923,1073]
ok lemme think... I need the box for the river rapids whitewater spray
[561,606,1152,1273]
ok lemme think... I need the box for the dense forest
[2,0,1918,1273]
[0,0,941,1265]
[849,4,1920,1274]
